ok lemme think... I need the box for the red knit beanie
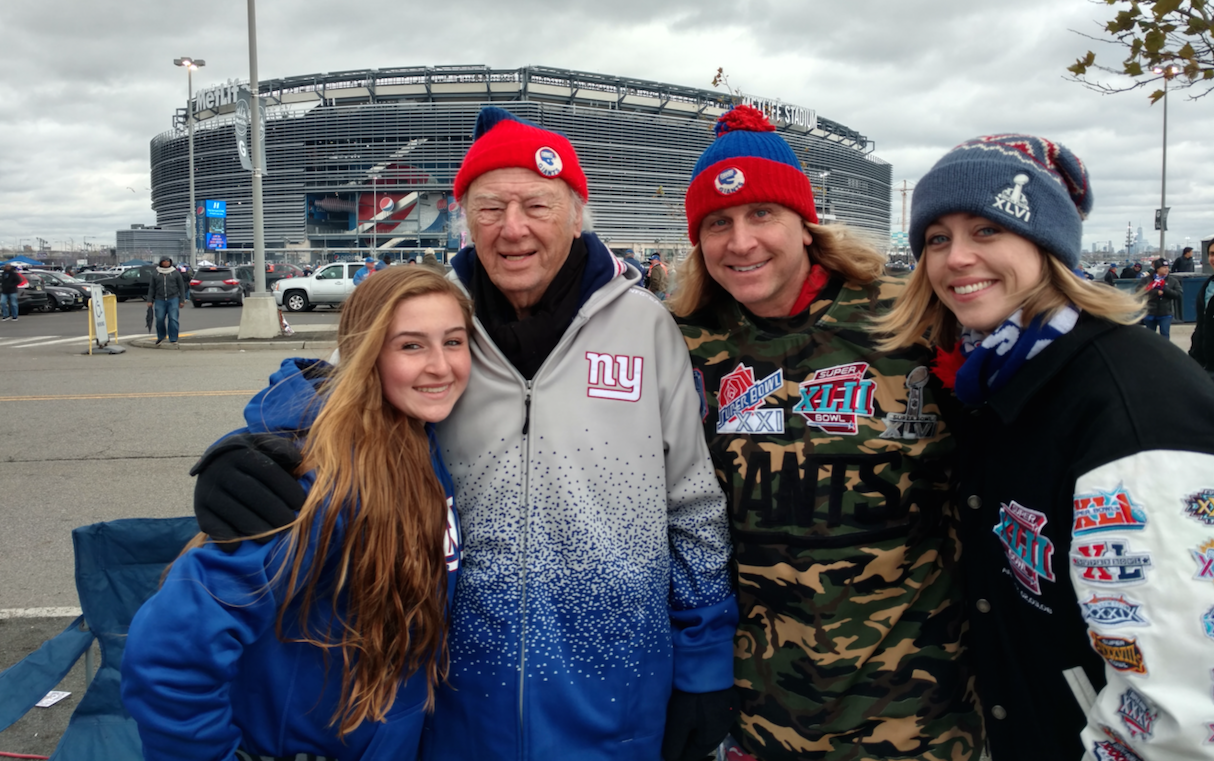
[454,107,588,203]
[684,105,817,245]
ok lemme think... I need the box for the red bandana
[931,344,966,390]
[789,264,831,316]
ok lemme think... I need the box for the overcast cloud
[1,0,1209,255]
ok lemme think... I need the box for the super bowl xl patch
[879,365,937,440]
[1118,688,1158,740]
[716,363,784,434]
[1184,489,1214,526]
[792,362,875,435]
[1071,539,1152,585]
[1193,539,1214,581]
[1090,632,1148,675]
[1080,594,1149,628]
[1073,487,1147,536]
[992,501,1056,596]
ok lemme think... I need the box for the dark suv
[236,262,305,292]
[189,267,254,307]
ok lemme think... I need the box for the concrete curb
[130,337,336,351]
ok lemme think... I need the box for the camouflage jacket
[678,276,981,761]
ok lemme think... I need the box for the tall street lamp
[1153,64,1180,258]
[174,57,206,268]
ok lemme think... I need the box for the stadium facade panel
[150,65,891,260]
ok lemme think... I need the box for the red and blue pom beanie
[453,107,588,203]
[685,105,817,245]
[909,134,1092,268]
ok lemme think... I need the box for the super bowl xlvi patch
[1091,725,1144,761]
[714,167,744,195]
[992,501,1056,596]
[1090,632,1148,675]
[792,362,876,435]
[992,172,1032,222]
[1186,489,1214,526]
[1071,539,1152,585]
[1192,539,1214,582]
[1117,687,1158,740]
[716,363,784,434]
[534,147,563,177]
[1080,594,1149,628]
[879,365,938,440]
[1073,486,1147,536]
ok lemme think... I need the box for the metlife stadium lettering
[739,94,817,131]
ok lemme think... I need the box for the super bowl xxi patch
[1071,539,1152,585]
[1090,631,1147,675]
[716,363,784,434]
[792,362,875,435]
[1073,486,1147,536]
[993,500,1056,596]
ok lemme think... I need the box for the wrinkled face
[922,212,1045,333]
[465,167,581,316]
[376,292,471,423]
[698,203,812,317]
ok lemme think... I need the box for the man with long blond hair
[193,106,737,761]
[669,105,981,760]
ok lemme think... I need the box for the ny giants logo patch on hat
[535,147,563,178]
[715,167,745,195]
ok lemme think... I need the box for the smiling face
[465,167,582,317]
[698,202,812,317]
[376,292,471,423]
[922,212,1045,332]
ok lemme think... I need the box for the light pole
[174,57,206,268]
[1153,64,1180,258]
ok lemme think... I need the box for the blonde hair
[185,268,472,735]
[669,220,886,317]
[874,251,1145,351]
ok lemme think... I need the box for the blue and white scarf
[954,305,1080,405]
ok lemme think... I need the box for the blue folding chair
[0,517,199,761]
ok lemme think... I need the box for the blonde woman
[876,134,1214,761]
[122,267,471,760]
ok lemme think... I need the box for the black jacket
[955,315,1214,760]
[1101,268,1118,285]
[0,269,19,295]
[1189,274,1214,370]
[146,269,187,302]
[1172,254,1196,273]
[1137,273,1181,317]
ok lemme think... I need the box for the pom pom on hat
[909,134,1092,268]
[453,107,588,203]
[685,105,817,245]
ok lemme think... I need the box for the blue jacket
[122,358,460,761]
[354,265,375,285]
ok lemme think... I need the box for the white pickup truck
[273,261,365,311]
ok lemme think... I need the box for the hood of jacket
[243,358,333,436]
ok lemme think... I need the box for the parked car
[14,271,49,314]
[237,262,305,292]
[273,261,363,311]
[26,273,87,311]
[189,266,254,307]
[30,270,110,302]
[94,266,155,301]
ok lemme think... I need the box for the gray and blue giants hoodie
[423,233,736,761]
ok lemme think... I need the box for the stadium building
[149,65,891,262]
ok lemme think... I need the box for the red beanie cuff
[684,157,817,244]
[454,120,588,202]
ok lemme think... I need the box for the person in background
[621,248,647,285]
[1139,257,1181,338]
[354,256,377,285]
[123,267,470,761]
[147,256,187,346]
[672,105,981,761]
[1120,261,1142,279]
[376,254,391,271]
[0,264,20,322]
[1189,241,1214,378]
[1172,245,1196,273]
[647,252,669,299]
[1102,263,1119,285]
[421,248,444,273]
[877,133,1214,761]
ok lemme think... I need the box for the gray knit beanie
[909,134,1092,268]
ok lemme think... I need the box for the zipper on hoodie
[518,377,533,731]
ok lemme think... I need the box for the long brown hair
[187,267,473,736]
[669,220,886,317]
[873,250,1144,351]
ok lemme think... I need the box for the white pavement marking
[0,607,83,619]
[0,336,55,347]
[1,334,140,348]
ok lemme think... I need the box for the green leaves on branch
[1069,0,1214,99]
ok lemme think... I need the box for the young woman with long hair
[122,267,472,761]
[875,134,1214,760]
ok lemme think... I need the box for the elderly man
[192,107,737,761]
[669,106,980,760]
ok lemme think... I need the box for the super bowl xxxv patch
[792,361,875,435]
[1073,487,1147,536]
[1090,632,1147,675]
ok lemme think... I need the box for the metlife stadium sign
[739,94,817,131]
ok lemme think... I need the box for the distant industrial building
[116,225,186,262]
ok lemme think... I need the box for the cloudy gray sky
[2,0,1209,256]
